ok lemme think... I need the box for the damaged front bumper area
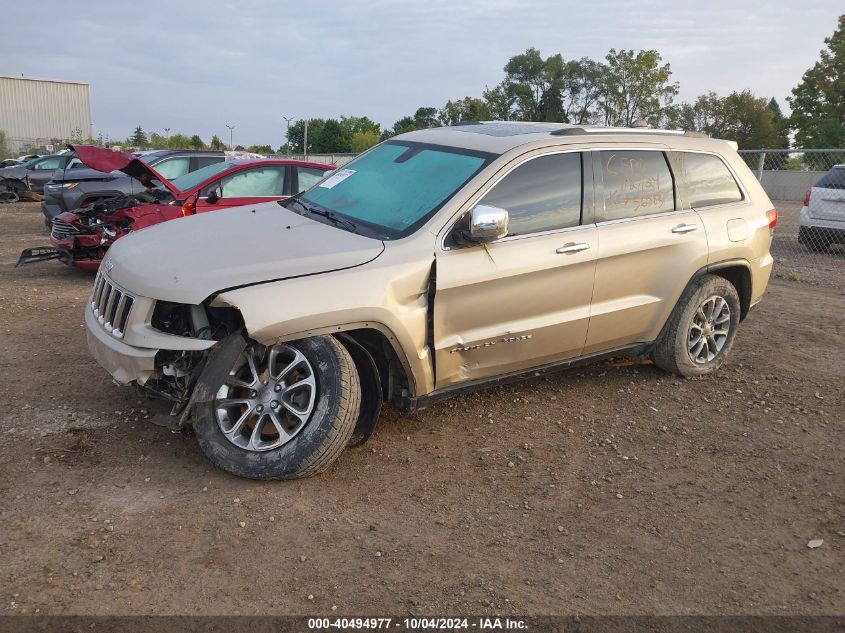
[84,271,226,411]
[16,246,72,267]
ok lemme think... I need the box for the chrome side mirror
[469,204,509,242]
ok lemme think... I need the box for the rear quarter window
[675,152,743,208]
[815,167,845,190]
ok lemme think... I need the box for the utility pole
[303,119,308,159]
[225,124,235,150]
[282,116,294,151]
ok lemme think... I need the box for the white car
[799,165,845,251]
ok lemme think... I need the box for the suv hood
[71,144,178,196]
[103,201,385,304]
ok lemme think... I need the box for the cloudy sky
[1,0,841,147]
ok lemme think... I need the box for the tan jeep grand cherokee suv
[85,122,776,479]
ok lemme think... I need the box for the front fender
[210,253,436,395]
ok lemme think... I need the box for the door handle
[671,223,699,234]
[556,242,591,254]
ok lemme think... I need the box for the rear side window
[479,152,582,236]
[297,166,328,193]
[676,152,743,207]
[214,166,286,197]
[153,157,191,179]
[597,150,675,222]
[816,167,845,190]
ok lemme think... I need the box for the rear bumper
[85,305,157,385]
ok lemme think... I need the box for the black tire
[651,274,741,377]
[193,335,361,480]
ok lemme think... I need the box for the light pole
[282,116,294,151]
[303,119,309,159]
[225,124,235,150]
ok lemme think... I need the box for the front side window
[153,157,191,180]
[211,166,286,197]
[32,157,62,170]
[479,152,582,236]
[297,166,328,193]
[597,150,675,222]
[299,141,494,238]
[675,152,743,207]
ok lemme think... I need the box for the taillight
[181,200,195,217]
[766,208,778,229]
[802,189,811,207]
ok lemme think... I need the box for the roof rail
[550,127,709,138]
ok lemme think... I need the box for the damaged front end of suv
[89,268,245,412]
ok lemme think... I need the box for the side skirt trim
[397,343,649,412]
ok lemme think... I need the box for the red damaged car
[17,145,335,272]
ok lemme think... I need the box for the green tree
[485,48,566,121]
[190,135,205,150]
[561,58,606,124]
[600,49,678,126]
[482,84,513,120]
[339,116,380,139]
[286,119,326,153]
[148,132,167,148]
[130,125,148,148]
[767,98,790,148]
[314,119,350,153]
[788,14,845,148]
[210,134,226,150]
[439,97,491,125]
[669,90,784,149]
[248,144,273,154]
[167,133,192,149]
[350,131,380,152]
[413,107,439,129]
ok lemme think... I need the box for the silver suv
[799,164,845,251]
[84,122,776,479]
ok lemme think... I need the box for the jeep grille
[91,272,134,339]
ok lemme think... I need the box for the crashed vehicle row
[0,152,81,202]
[18,145,335,270]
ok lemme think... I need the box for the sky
[1,0,841,147]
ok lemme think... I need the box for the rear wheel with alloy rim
[652,274,741,377]
[193,335,361,479]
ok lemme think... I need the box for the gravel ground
[0,202,842,616]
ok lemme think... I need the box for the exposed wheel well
[710,265,752,320]
[335,328,409,404]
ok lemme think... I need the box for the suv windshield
[296,141,494,238]
[169,161,234,192]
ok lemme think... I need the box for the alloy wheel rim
[214,344,316,451]
[687,295,731,364]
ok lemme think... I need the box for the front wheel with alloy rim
[193,335,361,480]
[652,274,741,377]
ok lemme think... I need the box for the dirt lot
[0,202,842,616]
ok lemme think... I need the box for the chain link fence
[739,149,845,291]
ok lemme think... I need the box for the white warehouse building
[0,75,92,153]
